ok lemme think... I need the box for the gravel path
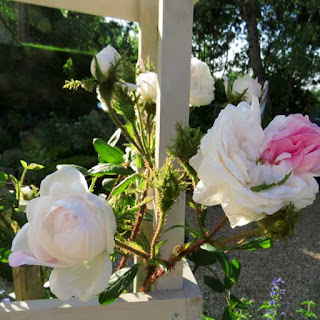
[186,194,320,319]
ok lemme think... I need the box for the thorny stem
[115,238,149,261]
[214,226,263,247]
[150,206,167,260]
[117,204,147,270]
[107,175,123,201]
[141,216,229,291]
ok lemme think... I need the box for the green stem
[104,98,142,153]
[17,167,28,203]
[150,207,167,260]
[89,176,98,193]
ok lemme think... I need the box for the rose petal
[40,167,88,198]
[49,252,112,301]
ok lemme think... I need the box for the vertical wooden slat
[12,266,43,301]
[155,0,194,291]
[138,0,158,70]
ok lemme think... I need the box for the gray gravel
[186,194,320,319]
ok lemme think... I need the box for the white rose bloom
[190,97,318,227]
[20,186,33,200]
[232,74,262,103]
[136,72,157,103]
[9,167,116,301]
[91,45,121,79]
[190,57,215,107]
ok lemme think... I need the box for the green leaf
[0,171,8,188]
[222,306,238,320]
[108,128,122,147]
[57,164,89,176]
[204,275,225,293]
[155,240,168,256]
[93,138,124,165]
[27,163,44,170]
[89,164,133,177]
[111,173,139,196]
[9,175,19,187]
[229,295,247,310]
[233,237,273,251]
[188,244,218,266]
[20,160,28,169]
[250,171,292,192]
[99,263,139,305]
[224,259,240,289]
[102,178,116,191]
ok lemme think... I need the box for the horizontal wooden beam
[13,0,140,21]
[0,261,202,320]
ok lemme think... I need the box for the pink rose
[261,114,320,175]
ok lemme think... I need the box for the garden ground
[187,194,320,318]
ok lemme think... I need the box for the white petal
[49,252,112,301]
[40,167,88,198]
[9,223,58,268]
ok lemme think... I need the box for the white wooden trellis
[0,1,203,319]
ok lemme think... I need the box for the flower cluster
[190,96,320,227]
[92,46,215,108]
[261,278,286,320]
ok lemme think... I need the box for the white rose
[189,57,215,107]
[9,167,116,301]
[190,97,318,228]
[232,74,262,103]
[20,186,33,200]
[91,45,121,79]
[136,72,157,103]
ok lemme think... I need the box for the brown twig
[141,216,229,291]
[117,204,147,270]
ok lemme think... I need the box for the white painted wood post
[138,0,158,69]
[155,0,194,291]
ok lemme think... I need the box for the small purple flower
[1,298,10,303]
[0,290,5,295]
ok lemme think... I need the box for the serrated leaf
[234,237,273,251]
[89,164,133,177]
[57,164,89,176]
[93,138,124,165]
[99,263,139,305]
[204,275,225,293]
[108,128,122,147]
[0,171,8,188]
[251,171,292,192]
[102,178,116,191]
[111,174,139,196]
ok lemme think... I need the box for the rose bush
[189,57,215,107]
[9,167,116,301]
[90,45,121,79]
[190,96,319,227]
